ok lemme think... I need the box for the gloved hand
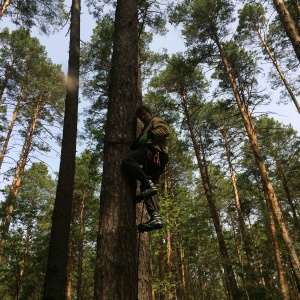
[139,133,148,145]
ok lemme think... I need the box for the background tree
[43,0,80,298]
[0,162,56,299]
[0,0,67,34]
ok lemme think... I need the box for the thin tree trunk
[266,196,288,299]
[77,194,85,300]
[16,216,32,300]
[0,0,10,19]
[275,160,300,232]
[43,1,80,298]
[229,213,249,300]
[181,94,238,299]
[0,97,41,264]
[221,126,260,293]
[273,0,300,62]
[158,234,165,300]
[247,216,266,288]
[166,216,173,300]
[0,86,24,169]
[256,29,300,113]
[216,35,300,289]
[66,242,74,300]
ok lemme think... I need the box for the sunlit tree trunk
[256,29,300,113]
[266,197,288,299]
[16,216,32,299]
[0,97,41,264]
[77,195,85,300]
[273,0,300,62]
[166,216,173,300]
[215,34,300,290]
[66,243,74,300]
[0,86,24,169]
[181,93,238,299]
[0,0,11,19]
[158,234,165,300]
[221,126,260,293]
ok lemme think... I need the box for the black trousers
[121,146,168,215]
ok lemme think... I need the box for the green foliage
[1,0,68,34]
[0,162,56,299]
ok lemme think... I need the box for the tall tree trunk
[181,94,239,299]
[221,126,260,292]
[158,234,165,300]
[247,216,266,288]
[77,194,85,300]
[0,97,41,264]
[273,0,300,62]
[94,0,139,298]
[16,216,32,300]
[266,196,288,299]
[215,34,300,289]
[256,29,300,113]
[166,217,173,300]
[229,213,249,300]
[66,241,74,300]
[42,1,80,298]
[0,86,24,169]
[275,160,300,232]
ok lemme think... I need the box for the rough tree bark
[42,0,80,298]
[94,0,139,299]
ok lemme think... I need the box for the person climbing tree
[122,105,169,232]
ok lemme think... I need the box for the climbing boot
[136,179,157,202]
[137,211,163,232]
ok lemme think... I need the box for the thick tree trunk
[273,0,300,62]
[136,211,153,300]
[42,1,80,298]
[94,0,139,298]
[181,94,238,299]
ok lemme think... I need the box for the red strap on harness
[154,151,160,166]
